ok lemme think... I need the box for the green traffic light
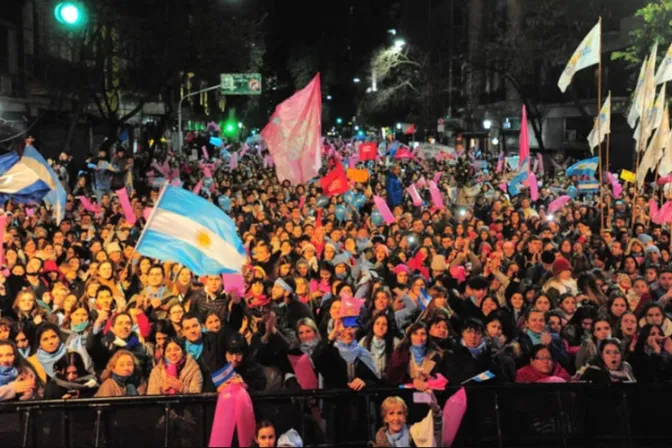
[54,2,85,27]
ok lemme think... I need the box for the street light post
[177,83,222,151]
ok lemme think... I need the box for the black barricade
[1,384,672,447]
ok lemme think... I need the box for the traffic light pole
[177,84,222,151]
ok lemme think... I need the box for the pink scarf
[209,383,256,447]
[287,354,318,389]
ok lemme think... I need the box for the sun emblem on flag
[196,230,212,249]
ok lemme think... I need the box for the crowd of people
[0,133,669,446]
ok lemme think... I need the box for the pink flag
[650,199,659,219]
[657,174,672,185]
[528,171,539,201]
[443,387,468,447]
[606,171,622,198]
[209,384,256,448]
[407,184,423,206]
[229,152,238,171]
[151,162,170,177]
[115,188,136,226]
[498,183,508,192]
[170,178,182,187]
[192,179,204,194]
[429,181,445,209]
[78,196,102,214]
[203,165,213,178]
[348,156,356,169]
[298,196,306,209]
[339,295,365,318]
[432,172,442,184]
[373,195,395,225]
[143,207,152,221]
[496,152,504,173]
[287,354,318,389]
[0,215,5,267]
[25,207,35,217]
[261,74,322,185]
[202,146,209,160]
[402,373,448,391]
[222,273,246,296]
[548,195,571,213]
[519,105,530,172]
[416,176,427,189]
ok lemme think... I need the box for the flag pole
[606,132,612,226]
[596,17,604,232]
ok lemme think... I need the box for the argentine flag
[136,185,247,276]
[0,147,66,223]
[462,370,496,384]
[566,157,599,178]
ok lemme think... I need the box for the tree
[612,0,672,66]
[38,0,265,150]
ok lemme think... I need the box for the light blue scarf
[36,343,67,378]
[526,329,543,345]
[410,343,427,365]
[300,339,319,356]
[386,425,411,447]
[0,366,19,386]
[185,339,204,360]
[461,338,487,359]
[335,340,378,377]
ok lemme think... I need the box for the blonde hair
[100,349,140,382]
[296,318,320,339]
[380,396,408,419]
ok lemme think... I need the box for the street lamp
[393,38,406,50]
[482,119,492,130]
[491,137,499,146]
[238,122,243,129]
[353,77,361,84]
[326,95,332,100]
[54,2,86,28]
[396,123,402,130]
[388,29,397,35]
[354,125,360,131]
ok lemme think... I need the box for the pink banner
[373,195,396,225]
[528,172,539,201]
[143,207,152,221]
[78,196,102,214]
[115,188,136,226]
[208,384,255,448]
[443,387,468,447]
[407,184,423,206]
[429,181,445,209]
[192,179,204,194]
[287,354,318,390]
[0,215,5,267]
[519,105,530,172]
[222,273,246,296]
[548,195,571,213]
[261,74,322,185]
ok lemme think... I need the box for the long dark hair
[398,322,439,353]
[361,311,396,359]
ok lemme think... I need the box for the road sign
[220,73,262,95]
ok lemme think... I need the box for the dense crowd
[0,134,669,446]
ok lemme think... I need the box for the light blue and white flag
[211,363,235,388]
[462,370,496,384]
[22,146,67,224]
[0,152,52,203]
[136,185,247,275]
[566,157,599,178]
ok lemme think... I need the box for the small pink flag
[528,171,539,202]
[429,181,445,209]
[78,196,102,214]
[230,153,238,170]
[407,184,423,206]
[201,146,209,160]
[606,172,622,198]
[151,162,169,177]
[171,178,182,187]
[548,195,571,213]
[143,207,152,221]
[299,196,306,209]
[115,188,136,226]
[222,273,246,295]
[433,172,442,184]
[498,183,508,193]
[443,387,468,447]
[373,195,395,225]
[192,179,204,194]
[0,215,5,267]
[203,165,213,178]
[650,198,659,219]
[25,208,35,217]
[287,354,318,389]
[416,176,427,189]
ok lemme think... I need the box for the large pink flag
[115,188,136,226]
[429,181,445,209]
[0,215,5,267]
[519,105,530,173]
[373,195,395,225]
[528,171,539,201]
[209,384,255,448]
[407,184,423,206]
[443,387,468,446]
[261,74,322,185]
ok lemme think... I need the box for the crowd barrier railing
[0,383,671,447]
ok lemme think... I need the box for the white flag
[634,83,666,144]
[636,43,660,149]
[628,57,649,128]
[558,19,601,93]
[656,42,672,85]
[587,92,611,152]
[638,105,669,186]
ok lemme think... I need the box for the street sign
[220,73,262,95]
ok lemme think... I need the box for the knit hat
[277,429,303,447]
[552,257,572,276]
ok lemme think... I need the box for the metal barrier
[1,383,672,447]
